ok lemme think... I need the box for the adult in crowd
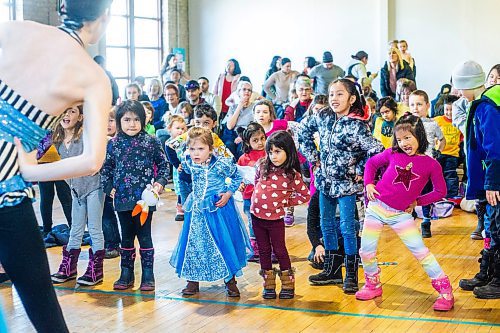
[213,58,242,121]
[185,80,205,108]
[147,78,168,130]
[380,47,415,98]
[346,51,369,81]
[223,80,255,158]
[303,56,317,76]
[198,76,222,117]
[160,53,189,84]
[262,55,281,97]
[94,55,119,105]
[263,57,299,118]
[284,76,313,123]
[133,76,150,102]
[156,83,181,146]
[309,51,345,95]
[168,68,187,101]
[0,0,113,332]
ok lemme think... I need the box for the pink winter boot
[248,238,260,262]
[431,276,454,311]
[355,269,383,300]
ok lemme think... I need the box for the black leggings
[117,210,154,249]
[0,198,68,333]
[38,180,72,233]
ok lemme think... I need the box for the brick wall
[163,0,190,72]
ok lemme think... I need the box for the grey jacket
[57,139,101,199]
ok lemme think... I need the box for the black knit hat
[323,51,333,63]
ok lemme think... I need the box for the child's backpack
[415,201,455,219]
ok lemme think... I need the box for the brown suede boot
[278,268,295,299]
[225,276,240,297]
[181,281,199,296]
[259,268,277,299]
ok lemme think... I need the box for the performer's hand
[486,190,500,206]
[215,191,232,208]
[14,137,38,181]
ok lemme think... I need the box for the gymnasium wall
[188,0,499,97]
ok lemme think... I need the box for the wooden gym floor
[1,189,500,332]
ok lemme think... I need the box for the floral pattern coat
[299,109,384,198]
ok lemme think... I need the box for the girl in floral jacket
[101,101,169,292]
[299,79,384,294]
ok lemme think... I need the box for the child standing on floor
[299,79,384,294]
[102,108,121,259]
[251,131,310,299]
[237,122,267,261]
[101,100,169,292]
[409,90,446,238]
[434,94,462,198]
[51,106,106,286]
[253,99,306,227]
[167,115,188,221]
[165,105,233,220]
[356,114,453,311]
[170,127,251,297]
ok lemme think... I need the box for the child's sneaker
[284,215,295,227]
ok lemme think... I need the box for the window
[106,0,162,97]
[0,0,21,21]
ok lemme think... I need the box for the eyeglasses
[297,88,311,92]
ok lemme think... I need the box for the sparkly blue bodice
[0,80,61,207]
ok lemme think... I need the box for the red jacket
[237,150,266,200]
[251,165,310,220]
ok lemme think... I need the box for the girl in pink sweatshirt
[356,114,454,312]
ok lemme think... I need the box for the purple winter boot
[76,248,105,286]
[51,246,81,283]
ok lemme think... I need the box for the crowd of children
[4,44,498,319]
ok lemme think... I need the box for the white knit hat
[452,61,485,89]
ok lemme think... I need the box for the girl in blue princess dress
[170,127,252,297]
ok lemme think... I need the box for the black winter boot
[470,218,484,240]
[308,250,343,285]
[343,255,359,294]
[459,249,494,291]
[113,248,136,290]
[421,220,432,238]
[139,248,155,291]
[473,250,500,299]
